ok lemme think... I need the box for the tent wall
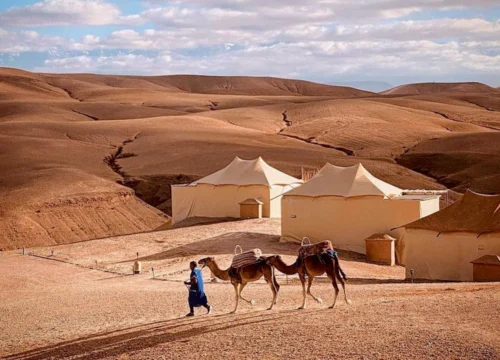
[281,196,425,254]
[419,198,440,218]
[269,184,301,218]
[172,184,270,223]
[172,185,196,224]
[400,229,500,281]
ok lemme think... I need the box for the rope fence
[20,248,325,285]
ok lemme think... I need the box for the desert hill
[381,82,497,95]
[0,67,69,101]
[46,72,375,97]
[397,132,500,194]
[139,74,375,96]
[1,67,499,250]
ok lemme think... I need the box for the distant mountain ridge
[331,81,393,93]
[382,82,497,95]
[0,67,376,98]
[140,74,375,97]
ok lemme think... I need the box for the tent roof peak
[285,162,402,198]
[193,156,302,186]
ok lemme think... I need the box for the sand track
[1,219,499,359]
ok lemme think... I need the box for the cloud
[68,28,269,51]
[3,0,500,85]
[4,17,495,54]
[0,0,142,27]
[0,28,69,52]
[142,0,500,27]
[2,0,498,30]
[34,40,500,79]
[332,19,500,42]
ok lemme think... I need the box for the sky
[1,0,500,88]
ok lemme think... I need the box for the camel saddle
[231,248,263,269]
[298,238,333,259]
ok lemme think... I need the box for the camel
[198,257,280,314]
[266,254,351,309]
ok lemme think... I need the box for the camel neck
[207,261,231,281]
[273,258,298,275]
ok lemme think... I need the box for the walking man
[185,261,212,317]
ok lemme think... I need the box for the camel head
[265,254,282,266]
[198,257,215,267]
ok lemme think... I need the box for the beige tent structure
[281,163,440,254]
[399,191,500,281]
[172,157,302,223]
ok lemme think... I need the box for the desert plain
[1,68,500,359]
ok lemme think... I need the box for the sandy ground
[1,219,499,360]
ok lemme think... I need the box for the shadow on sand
[168,217,246,230]
[4,310,299,360]
[129,232,299,263]
[126,231,366,264]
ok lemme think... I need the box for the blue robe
[188,268,208,307]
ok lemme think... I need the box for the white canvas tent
[172,157,302,223]
[281,163,440,254]
[399,191,500,281]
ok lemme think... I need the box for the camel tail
[270,263,279,292]
[333,254,348,282]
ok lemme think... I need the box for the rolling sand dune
[0,68,499,249]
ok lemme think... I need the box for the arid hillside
[1,67,499,250]
[381,82,499,95]
[397,132,500,194]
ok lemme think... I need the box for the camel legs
[336,267,352,305]
[230,281,240,314]
[328,272,340,309]
[298,274,307,310]
[265,271,279,311]
[238,283,255,306]
[271,273,280,305]
[307,276,323,304]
